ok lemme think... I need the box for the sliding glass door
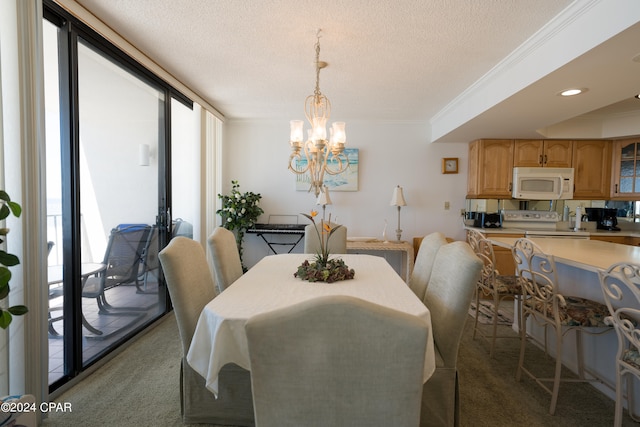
[43,4,186,390]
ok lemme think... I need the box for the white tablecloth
[187,253,436,395]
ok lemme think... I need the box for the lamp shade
[290,120,304,143]
[390,185,407,206]
[316,186,332,206]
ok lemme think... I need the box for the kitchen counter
[488,236,640,272]
[464,225,640,238]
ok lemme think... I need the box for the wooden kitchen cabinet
[467,139,514,198]
[610,138,640,199]
[513,139,573,168]
[590,235,629,245]
[572,140,612,200]
[628,237,640,247]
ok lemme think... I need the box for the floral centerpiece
[216,180,264,271]
[294,211,354,283]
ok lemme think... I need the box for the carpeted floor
[41,311,639,426]
[468,301,513,325]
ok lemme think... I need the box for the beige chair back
[159,236,216,353]
[409,232,449,300]
[303,222,347,255]
[246,295,427,427]
[424,241,483,366]
[159,236,255,424]
[208,227,244,294]
[420,241,483,427]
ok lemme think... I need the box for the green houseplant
[216,180,264,271]
[0,191,27,329]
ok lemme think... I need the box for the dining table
[187,253,436,396]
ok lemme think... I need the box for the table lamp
[316,185,333,221]
[390,185,407,242]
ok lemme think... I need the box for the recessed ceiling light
[636,94,640,99]
[558,88,588,97]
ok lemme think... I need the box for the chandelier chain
[314,36,322,97]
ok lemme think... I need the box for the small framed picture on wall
[442,157,458,174]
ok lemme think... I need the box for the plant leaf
[0,251,20,267]
[8,305,28,316]
[0,282,9,299]
[0,310,11,329]
[0,204,9,221]
[8,201,21,217]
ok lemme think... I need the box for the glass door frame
[44,0,191,392]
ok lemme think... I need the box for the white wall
[222,120,469,268]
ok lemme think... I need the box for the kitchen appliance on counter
[512,167,574,200]
[585,207,620,231]
[471,212,502,228]
[501,209,590,238]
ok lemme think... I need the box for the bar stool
[470,235,520,358]
[512,238,613,415]
[599,262,640,427]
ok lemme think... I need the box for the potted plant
[216,181,264,271]
[0,191,28,328]
[294,210,354,283]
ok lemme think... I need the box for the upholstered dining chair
[207,226,244,294]
[470,235,520,358]
[598,262,640,427]
[408,232,449,301]
[303,222,347,255]
[420,241,483,427]
[158,237,254,425]
[245,295,428,427]
[512,238,612,415]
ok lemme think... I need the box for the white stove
[501,210,590,238]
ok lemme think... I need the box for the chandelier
[288,29,349,197]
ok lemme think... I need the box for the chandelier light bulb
[312,116,327,141]
[290,120,304,144]
[331,122,346,145]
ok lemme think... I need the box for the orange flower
[310,210,318,218]
[323,222,332,233]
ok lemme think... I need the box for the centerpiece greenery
[294,211,355,283]
[216,180,264,271]
[0,191,27,329]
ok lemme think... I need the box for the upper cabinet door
[572,140,611,200]
[611,138,640,199]
[543,140,573,168]
[513,140,543,167]
[467,139,514,198]
[513,140,572,168]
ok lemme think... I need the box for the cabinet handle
[539,155,543,165]
[543,154,548,165]
[508,182,512,191]
[615,183,618,194]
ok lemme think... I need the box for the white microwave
[512,167,574,200]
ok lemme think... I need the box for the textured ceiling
[69,0,640,141]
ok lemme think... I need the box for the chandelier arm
[323,152,350,175]
[315,146,330,190]
[288,151,310,174]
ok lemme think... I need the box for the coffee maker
[585,207,620,231]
